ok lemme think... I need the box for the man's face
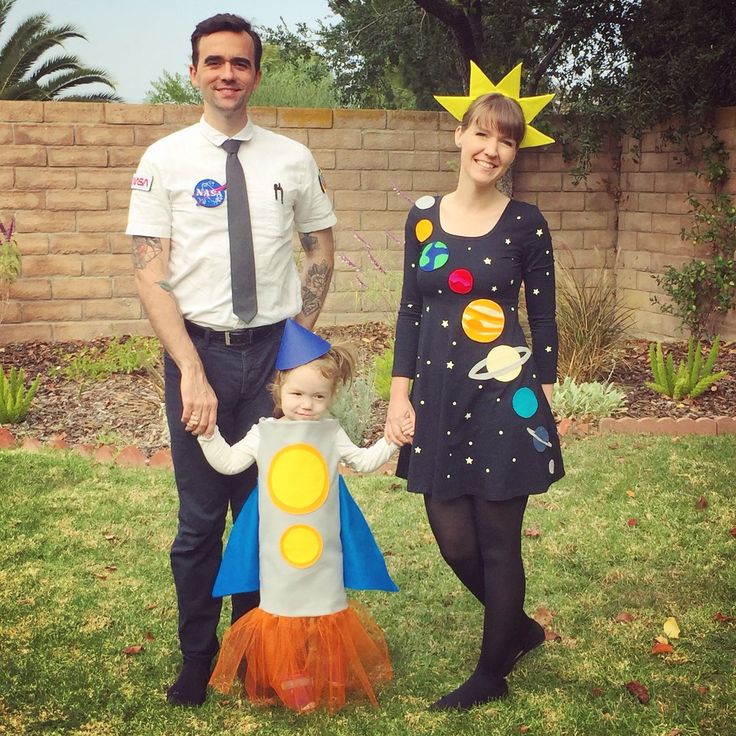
[189,31,261,118]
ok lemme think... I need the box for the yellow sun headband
[434,61,555,149]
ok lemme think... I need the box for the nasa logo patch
[192,178,226,207]
[131,174,153,191]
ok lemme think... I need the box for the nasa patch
[192,178,226,207]
[131,174,153,191]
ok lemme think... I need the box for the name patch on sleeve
[131,174,153,191]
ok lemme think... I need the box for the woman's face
[454,117,519,189]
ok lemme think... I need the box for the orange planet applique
[461,299,505,342]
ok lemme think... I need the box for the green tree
[0,0,119,101]
[144,45,338,109]
[250,45,338,108]
[144,71,201,105]
[271,0,630,109]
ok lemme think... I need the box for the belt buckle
[224,330,233,346]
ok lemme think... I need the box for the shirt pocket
[247,181,294,241]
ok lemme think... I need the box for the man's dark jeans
[164,323,284,663]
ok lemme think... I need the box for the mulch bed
[1,325,734,454]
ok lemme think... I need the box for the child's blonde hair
[271,343,357,412]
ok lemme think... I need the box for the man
[126,13,335,706]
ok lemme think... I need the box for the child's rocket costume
[199,321,398,713]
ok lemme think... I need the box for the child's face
[279,363,334,421]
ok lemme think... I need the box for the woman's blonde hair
[460,93,526,147]
[270,343,357,411]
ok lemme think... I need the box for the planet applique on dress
[415,219,433,242]
[461,299,505,342]
[415,195,435,210]
[512,387,538,418]
[526,425,552,451]
[468,344,531,382]
[449,268,473,294]
[419,241,449,271]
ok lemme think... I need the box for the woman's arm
[385,207,424,445]
[522,211,559,388]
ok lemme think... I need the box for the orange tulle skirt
[209,600,392,713]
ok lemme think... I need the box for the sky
[6,0,334,102]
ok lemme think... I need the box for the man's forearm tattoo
[299,232,318,253]
[156,280,174,295]
[132,236,162,270]
[301,259,332,317]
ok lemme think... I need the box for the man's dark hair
[191,13,262,70]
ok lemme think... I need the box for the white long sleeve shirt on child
[198,417,396,476]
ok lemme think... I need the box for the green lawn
[1,434,734,736]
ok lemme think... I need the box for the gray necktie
[222,138,257,323]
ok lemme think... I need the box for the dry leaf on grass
[614,611,635,623]
[625,680,650,704]
[533,606,555,627]
[523,524,541,538]
[695,496,708,509]
[122,644,144,656]
[714,611,735,623]
[651,641,674,655]
[663,617,680,639]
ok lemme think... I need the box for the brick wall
[1,100,734,343]
[616,107,736,340]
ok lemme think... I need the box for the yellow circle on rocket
[461,299,505,343]
[268,443,329,514]
[280,525,323,568]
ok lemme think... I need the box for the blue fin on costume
[212,484,260,597]
[339,476,399,592]
[211,476,399,597]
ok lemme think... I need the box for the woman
[385,90,565,710]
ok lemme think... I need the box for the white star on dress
[491,285,498,292]
[465,412,472,419]
[465,457,473,464]
[533,288,540,295]
[536,229,544,237]
[446,361,454,369]
[545,346,552,352]
[484,257,492,265]
[441,320,449,328]
[505,238,511,245]
[414,446,422,454]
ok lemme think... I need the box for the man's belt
[184,319,284,346]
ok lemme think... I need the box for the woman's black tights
[424,493,529,708]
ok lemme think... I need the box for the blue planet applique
[419,241,449,271]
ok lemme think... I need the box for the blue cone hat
[275,319,331,370]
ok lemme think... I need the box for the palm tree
[0,0,120,101]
